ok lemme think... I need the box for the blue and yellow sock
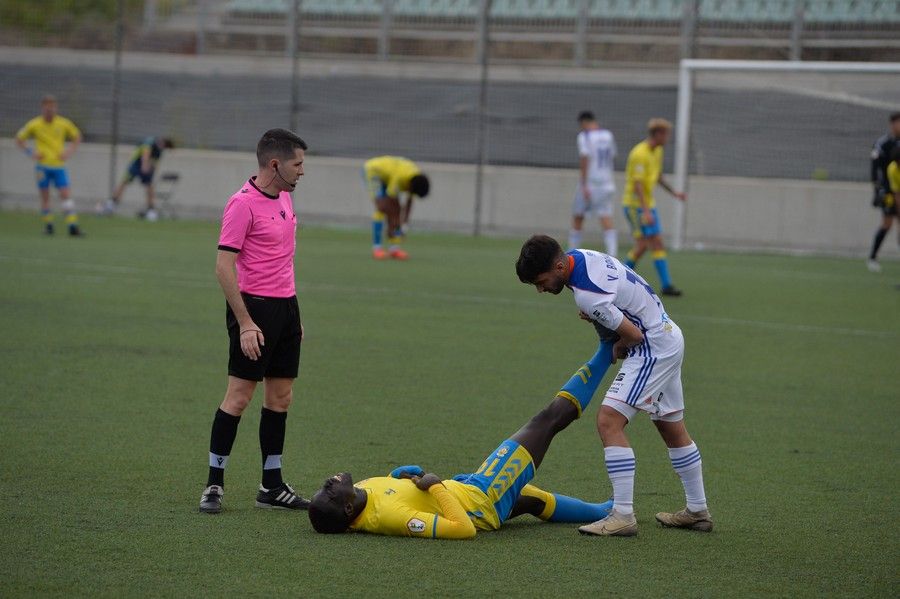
[521,484,614,523]
[41,209,54,233]
[372,211,385,248]
[556,342,614,417]
[624,248,637,269]
[652,249,672,289]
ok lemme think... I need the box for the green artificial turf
[1,211,897,597]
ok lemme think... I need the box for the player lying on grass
[308,343,616,539]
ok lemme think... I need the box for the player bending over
[308,344,615,539]
[362,155,430,260]
[516,235,712,536]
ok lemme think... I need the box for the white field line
[1,255,896,339]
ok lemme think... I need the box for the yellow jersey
[888,161,899,194]
[622,140,663,209]
[363,156,421,198]
[16,115,81,168]
[348,476,501,539]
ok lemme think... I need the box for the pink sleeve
[218,198,252,252]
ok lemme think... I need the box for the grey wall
[1,140,893,258]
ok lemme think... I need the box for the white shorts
[602,321,685,422]
[573,182,615,218]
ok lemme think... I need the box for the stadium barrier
[0,139,892,258]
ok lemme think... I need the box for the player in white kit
[570,111,618,257]
[516,234,712,537]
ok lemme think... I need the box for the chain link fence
[2,0,899,231]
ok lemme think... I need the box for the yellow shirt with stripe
[348,476,499,539]
[16,116,81,167]
[363,156,421,198]
[622,140,663,209]
[886,161,900,209]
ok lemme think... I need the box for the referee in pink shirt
[200,129,309,513]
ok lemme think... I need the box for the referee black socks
[260,407,287,489]
[207,408,241,487]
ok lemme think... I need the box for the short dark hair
[308,498,351,534]
[410,174,430,198]
[160,137,175,149]
[578,111,595,122]
[890,112,900,123]
[516,234,564,283]
[257,128,308,167]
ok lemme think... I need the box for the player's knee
[265,390,292,411]
[596,406,625,439]
[222,383,255,415]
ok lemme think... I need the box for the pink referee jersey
[218,178,298,298]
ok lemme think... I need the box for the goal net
[672,59,900,250]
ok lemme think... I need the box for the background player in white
[516,234,712,537]
[570,111,618,257]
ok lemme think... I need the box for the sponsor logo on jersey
[496,446,509,458]
[407,518,426,533]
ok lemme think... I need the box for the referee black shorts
[226,294,302,382]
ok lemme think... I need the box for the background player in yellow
[363,155,430,260]
[308,343,616,538]
[15,95,84,236]
[622,118,685,296]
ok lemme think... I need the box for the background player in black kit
[867,112,900,272]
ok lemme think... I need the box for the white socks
[669,442,708,512]
[604,446,635,515]
[604,228,618,257]
[568,228,618,257]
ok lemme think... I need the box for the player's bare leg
[626,236,647,267]
[653,417,712,532]
[376,196,408,260]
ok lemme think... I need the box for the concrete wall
[1,139,894,258]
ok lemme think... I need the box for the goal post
[672,59,900,251]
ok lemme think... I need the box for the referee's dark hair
[578,111,595,122]
[516,234,564,284]
[257,128,308,167]
[890,112,900,123]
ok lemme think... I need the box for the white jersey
[568,249,686,419]
[577,128,616,191]
[567,249,671,349]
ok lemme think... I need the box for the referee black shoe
[199,484,224,514]
[661,286,683,297]
[255,483,310,510]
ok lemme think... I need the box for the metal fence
[2,0,899,232]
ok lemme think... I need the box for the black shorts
[226,294,302,382]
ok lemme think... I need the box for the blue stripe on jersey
[566,250,612,295]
